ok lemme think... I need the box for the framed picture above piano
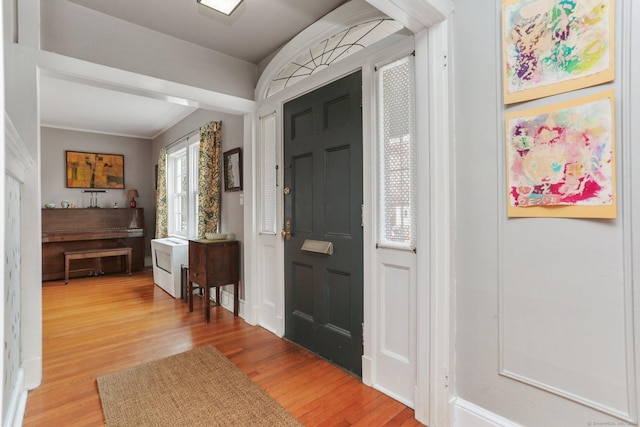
[66,150,125,189]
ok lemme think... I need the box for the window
[376,55,416,250]
[167,135,200,239]
[260,112,277,234]
[267,19,404,97]
[167,148,187,236]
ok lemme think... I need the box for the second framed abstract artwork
[506,90,616,218]
[502,0,614,104]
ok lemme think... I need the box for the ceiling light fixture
[197,0,243,16]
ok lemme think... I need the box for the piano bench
[64,247,132,284]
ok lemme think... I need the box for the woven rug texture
[97,345,302,427]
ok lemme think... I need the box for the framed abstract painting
[502,0,614,104]
[66,151,125,189]
[506,90,616,218]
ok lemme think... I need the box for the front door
[283,71,363,376]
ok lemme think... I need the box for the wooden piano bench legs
[64,247,132,284]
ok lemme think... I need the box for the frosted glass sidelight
[376,56,416,250]
[261,113,277,234]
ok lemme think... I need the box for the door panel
[284,70,363,376]
[325,269,352,333]
[326,146,351,235]
[293,154,313,233]
[376,247,416,403]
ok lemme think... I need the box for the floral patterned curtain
[155,147,168,238]
[198,121,222,238]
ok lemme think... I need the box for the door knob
[281,218,292,241]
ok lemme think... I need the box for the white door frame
[365,5,454,425]
[253,1,454,425]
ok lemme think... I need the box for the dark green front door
[283,71,363,376]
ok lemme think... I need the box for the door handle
[281,218,292,241]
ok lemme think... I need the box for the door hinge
[444,366,450,389]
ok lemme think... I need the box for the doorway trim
[21,46,256,399]
[254,0,454,425]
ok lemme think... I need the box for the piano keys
[42,208,146,281]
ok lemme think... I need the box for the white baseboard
[452,398,521,427]
[22,353,42,390]
[4,368,28,427]
[373,383,414,408]
[217,288,243,317]
[362,355,372,386]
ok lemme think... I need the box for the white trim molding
[3,368,27,427]
[5,113,35,183]
[370,1,454,426]
[4,115,31,427]
[366,0,453,32]
[419,17,454,427]
[452,398,522,427]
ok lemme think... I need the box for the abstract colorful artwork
[503,0,614,104]
[66,151,125,189]
[506,90,615,218]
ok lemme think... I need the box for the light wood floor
[23,269,423,426]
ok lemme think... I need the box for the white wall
[4,0,43,401]
[453,0,639,425]
[40,0,257,100]
[40,127,154,256]
[3,175,21,426]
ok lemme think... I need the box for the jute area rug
[97,345,302,427]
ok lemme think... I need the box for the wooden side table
[188,239,240,323]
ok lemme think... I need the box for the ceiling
[40,0,351,139]
[40,75,199,139]
[68,0,349,64]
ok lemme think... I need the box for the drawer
[189,269,206,282]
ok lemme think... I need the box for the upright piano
[42,208,146,281]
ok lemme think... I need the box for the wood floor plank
[23,270,424,426]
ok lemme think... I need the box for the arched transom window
[267,18,404,97]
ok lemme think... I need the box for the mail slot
[301,239,333,255]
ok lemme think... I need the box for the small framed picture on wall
[223,148,242,192]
